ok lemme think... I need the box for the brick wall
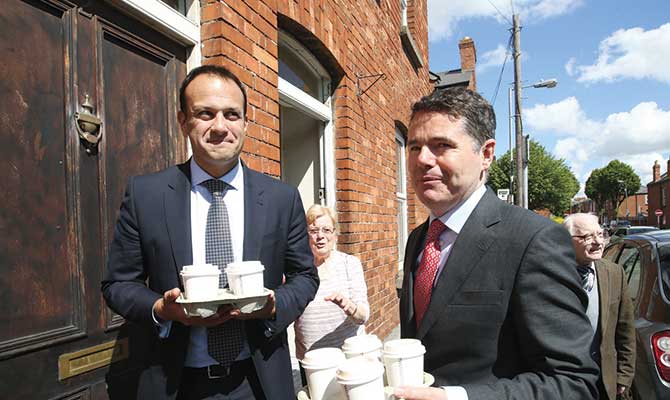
[200,0,432,338]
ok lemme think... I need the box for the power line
[510,0,515,16]
[490,32,513,106]
[487,0,512,25]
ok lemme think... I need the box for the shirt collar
[430,185,487,234]
[189,158,243,191]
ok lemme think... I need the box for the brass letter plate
[58,338,129,380]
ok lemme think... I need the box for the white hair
[563,213,599,235]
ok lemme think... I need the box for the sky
[427,0,670,196]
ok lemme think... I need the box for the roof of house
[430,69,473,89]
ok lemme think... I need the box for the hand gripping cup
[301,347,347,400]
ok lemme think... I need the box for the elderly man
[564,213,636,399]
[396,87,599,400]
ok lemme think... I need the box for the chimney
[653,160,661,182]
[459,37,477,91]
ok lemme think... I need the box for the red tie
[414,219,447,329]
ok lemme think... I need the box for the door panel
[0,0,189,398]
[0,0,84,358]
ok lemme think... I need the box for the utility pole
[512,14,524,207]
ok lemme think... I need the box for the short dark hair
[410,87,496,147]
[179,65,247,118]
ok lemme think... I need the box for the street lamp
[508,78,558,208]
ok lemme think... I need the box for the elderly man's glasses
[572,231,605,244]
[308,227,335,236]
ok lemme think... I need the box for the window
[662,186,667,208]
[278,32,334,210]
[396,130,408,270]
[620,247,642,300]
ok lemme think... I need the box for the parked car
[603,230,670,400]
[609,226,660,242]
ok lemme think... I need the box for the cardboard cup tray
[176,288,270,318]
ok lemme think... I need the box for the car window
[660,244,670,302]
[621,248,642,300]
[603,242,622,262]
[614,228,627,237]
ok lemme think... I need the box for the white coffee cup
[382,339,426,388]
[179,264,220,300]
[342,334,383,360]
[225,261,265,296]
[301,347,347,400]
[336,356,385,400]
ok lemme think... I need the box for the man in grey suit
[395,87,599,400]
[564,213,635,400]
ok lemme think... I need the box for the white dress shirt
[154,159,250,367]
[184,158,249,367]
[416,184,487,400]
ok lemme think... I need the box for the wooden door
[0,1,188,398]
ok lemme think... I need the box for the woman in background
[295,205,369,384]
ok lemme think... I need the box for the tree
[584,160,640,215]
[488,140,579,215]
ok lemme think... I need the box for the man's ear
[481,139,496,169]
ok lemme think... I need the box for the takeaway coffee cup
[179,264,220,300]
[336,356,385,400]
[382,339,426,388]
[301,347,347,400]
[341,334,383,360]
[225,261,265,296]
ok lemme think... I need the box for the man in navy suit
[102,65,318,399]
[395,87,599,400]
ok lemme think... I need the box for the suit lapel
[596,260,610,332]
[417,189,500,339]
[401,220,429,338]
[242,166,266,261]
[165,162,193,274]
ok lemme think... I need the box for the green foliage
[488,140,579,215]
[584,160,641,212]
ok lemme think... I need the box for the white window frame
[396,130,408,271]
[108,0,201,69]
[278,31,335,208]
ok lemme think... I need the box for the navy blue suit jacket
[102,161,318,399]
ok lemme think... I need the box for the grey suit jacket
[595,258,635,400]
[400,188,600,399]
[102,161,318,400]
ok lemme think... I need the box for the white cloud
[565,57,576,76]
[573,23,670,84]
[525,97,670,188]
[427,0,584,42]
[477,44,510,72]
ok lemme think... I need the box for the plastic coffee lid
[226,261,265,273]
[382,339,426,356]
[336,356,384,384]
[180,264,220,276]
[342,334,382,353]
[181,264,218,273]
[301,347,345,369]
